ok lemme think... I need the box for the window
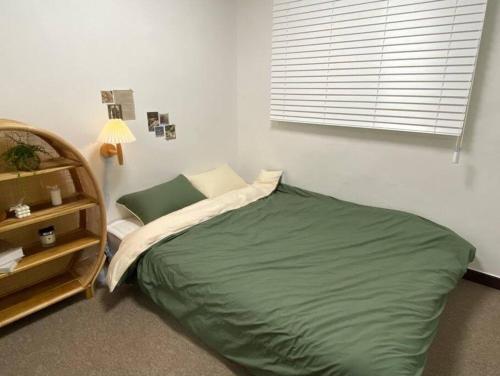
[271,0,487,136]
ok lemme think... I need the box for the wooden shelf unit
[0,273,84,327]
[0,194,97,234]
[0,157,81,183]
[0,230,100,280]
[0,119,106,328]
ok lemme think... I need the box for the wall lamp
[98,119,136,165]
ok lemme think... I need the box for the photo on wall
[147,112,160,132]
[155,126,165,137]
[107,104,123,119]
[165,124,176,140]
[101,90,114,104]
[160,113,169,126]
[113,89,136,120]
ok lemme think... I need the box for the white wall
[236,0,500,277]
[0,0,238,220]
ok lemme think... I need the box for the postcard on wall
[113,89,136,120]
[147,112,160,132]
[108,104,123,119]
[101,90,114,104]
[165,124,176,140]
[160,113,169,126]
[155,126,165,137]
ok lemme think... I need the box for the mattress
[134,184,474,376]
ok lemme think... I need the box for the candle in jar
[48,185,62,206]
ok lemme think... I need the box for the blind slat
[270,99,466,113]
[274,0,485,14]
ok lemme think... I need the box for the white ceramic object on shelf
[48,185,62,206]
[9,204,31,219]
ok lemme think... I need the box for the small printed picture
[101,90,114,103]
[160,113,169,126]
[107,104,123,119]
[165,124,176,140]
[154,125,165,137]
[147,112,160,132]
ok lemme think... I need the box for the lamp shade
[97,119,136,144]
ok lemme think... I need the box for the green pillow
[117,175,206,224]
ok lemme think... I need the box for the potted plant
[0,133,51,221]
[1,133,49,173]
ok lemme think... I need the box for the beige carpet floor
[0,279,499,376]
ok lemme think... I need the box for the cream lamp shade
[97,119,136,144]
[98,119,136,165]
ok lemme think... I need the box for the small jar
[38,225,56,247]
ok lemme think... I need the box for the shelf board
[0,272,84,327]
[0,157,81,182]
[0,195,97,234]
[0,230,100,280]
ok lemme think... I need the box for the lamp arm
[100,143,117,158]
[116,143,124,165]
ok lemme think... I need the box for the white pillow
[186,164,248,198]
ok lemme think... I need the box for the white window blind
[271,0,487,136]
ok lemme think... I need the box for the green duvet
[136,184,474,376]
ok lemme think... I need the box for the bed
[107,171,474,376]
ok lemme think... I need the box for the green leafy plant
[1,133,50,172]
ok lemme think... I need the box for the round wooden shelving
[0,119,106,327]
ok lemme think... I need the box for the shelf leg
[84,286,94,299]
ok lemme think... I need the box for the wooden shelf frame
[0,157,81,182]
[0,229,100,280]
[0,119,107,328]
[0,273,84,327]
[0,194,97,234]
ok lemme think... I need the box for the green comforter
[137,184,474,376]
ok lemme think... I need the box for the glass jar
[38,225,56,247]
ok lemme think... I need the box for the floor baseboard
[463,269,500,290]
